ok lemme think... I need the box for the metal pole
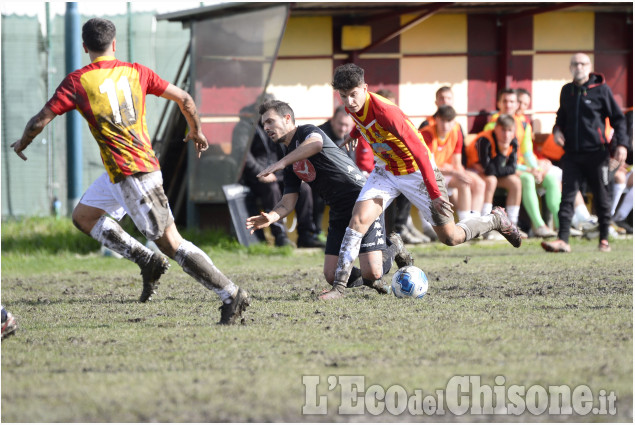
[127,2,133,62]
[65,2,82,213]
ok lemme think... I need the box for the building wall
[268,10,632,135]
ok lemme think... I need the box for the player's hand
[10,140,29,161]
[613,145,627,165]
[432,196,454,217]
[553,129,565,147]
[185,130,208,158]
[257,173,277,184]
[454,171,472,185]
[530,167,544,184]
[257,160,285,178]
[246,211,273,232]
[338,136,357,152]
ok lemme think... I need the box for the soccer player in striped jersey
[321,64,522,300]
[11,18,249,324]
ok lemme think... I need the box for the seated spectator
[420,105,485,221]
[484,89,558,238]
[466,114,522,234]
[610,107,633,234]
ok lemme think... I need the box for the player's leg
[411,169,521,248]
[466,169,486,215]
[320,198,384,300]
[480,174,498,216]
[447,174,472,220]
[154,223,249,324]
[585,151,612,250]
[519,171,555,237]
[73,172,169,303]
[542,167,562,230]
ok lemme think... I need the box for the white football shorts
[79,171,174,241]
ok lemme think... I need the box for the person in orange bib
[420,105,485,221]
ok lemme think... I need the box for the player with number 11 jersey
[46,56,169,183]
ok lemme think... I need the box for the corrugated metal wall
[1,12,190,218]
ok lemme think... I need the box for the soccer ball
[391,266,428,298]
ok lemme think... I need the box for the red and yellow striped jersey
[347,92,441,199]
[46,56,169,183]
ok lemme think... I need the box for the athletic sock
[481,203,493,216]
[457,210,470,221]
[614,187,633,221]
[542,172,561,229]
[520,172,546,228]
[456,215,497,241]
[333,227,363,289]
[610,183,627,216]
[506,205,520,225]
[89,215,154,267]
[174,240,237,303]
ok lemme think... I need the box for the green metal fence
[1,12,190,218]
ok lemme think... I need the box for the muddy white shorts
[357,165,453,227]
[79,171,174,241]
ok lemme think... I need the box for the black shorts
[325,211,387,256]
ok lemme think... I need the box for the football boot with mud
[139,252,170,303]
[318,284,345,301]
[388,232,415,268]
[363,279,391,295]
[491,207,522,248]
[219,288,250,325]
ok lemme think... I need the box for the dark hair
[496,114,516,129]
[515,88,530,98]
[332,63,365,91]
[435,86,452,98]
[259,100,295,123]
[82,18,116,53]
[433,105,456,121]
[333,105,347,117]
[376,89,395,100]
[496,88,517,102]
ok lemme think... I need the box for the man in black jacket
[542,53,628,253]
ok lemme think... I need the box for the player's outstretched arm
[245,193,299,233]
[257,136,323,178]
[11,107,57,161]
[161,83,208,158]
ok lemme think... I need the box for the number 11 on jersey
[99,76,137,125]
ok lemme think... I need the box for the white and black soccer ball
[391,266,428,299]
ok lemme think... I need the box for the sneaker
[569,227,583,237]
[363,279,391,295]
[541,239,571,253]
[396,226,425,244]
[598,239,611,253]
[388,232,415,268]
[1,307,17,340]
[318,284,345,301]
[297,234,326,248]
[275,234,294,247]
[614,219,633,234]
[576,217,599,232]
[139,252,170,303]
[491,207,522,248]
[219,288,250,325]
[533,225,557,238]
[406,223,431,243]
[610,221,626,235]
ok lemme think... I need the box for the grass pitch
[1,219,632,422]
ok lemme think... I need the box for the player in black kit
[246,100,413,295]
